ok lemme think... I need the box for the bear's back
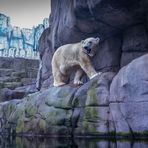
[54,42,82,58]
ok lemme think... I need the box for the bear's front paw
[90,72,102,79]
[74,80,83,85]
[54,82,66,87]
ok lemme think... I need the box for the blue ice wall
[0,14,49,59]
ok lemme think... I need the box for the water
[0,136,148,148]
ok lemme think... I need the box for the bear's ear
[95,37,100,42]
[81,40,85,44]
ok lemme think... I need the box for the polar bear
[52,37,100,87]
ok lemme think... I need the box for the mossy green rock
[0,85,77,135]
[45,86,78,109]
[76,106,109,135]
[0,65,147,138]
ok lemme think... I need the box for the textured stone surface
[0,72,115,136]
[38,0,148,88]
[120,51,147,67]
[0,57,39,102]
[122,25,148,52]
[74,72,115,136]
[110,54,148,134]
[0,55,148,137]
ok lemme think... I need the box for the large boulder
[110,54,148,135]
[0,54,148,137]
[0,72,115,136]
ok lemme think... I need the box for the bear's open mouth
[84,47,91,54]
[83,49,93,57]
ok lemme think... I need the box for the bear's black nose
[84,46,88,50]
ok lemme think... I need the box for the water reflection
[0,136,148,148]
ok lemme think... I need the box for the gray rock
[44,86,78,109]
[122,25,148,52]
[3,82,22,90]
[15,84,38,94]
[120,51,147,67]
[75,106,109,135]
[73,72,115,136]
[111,54,148,103]
[109,103,130,134]
[110,54,148,134]
[0,68,14,77]
[119,102,148,133]
[21,78,36,86]
[0,76,20,83]
[93,35,122,72]
[0,57,39,101]
[11,71,27,78]
[86,72,116,106]
[1,54,148,137]
[0,72,115,136]
[38,0,148,88]
[0,85,38,102]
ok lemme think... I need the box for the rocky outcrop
[0,57,39,102]
[38,0,148,88]
[0,54,148,137]
[0,13,49,59]
[0,72,114,136]
[110,54,148,135]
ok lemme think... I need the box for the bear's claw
[74,80,83,85]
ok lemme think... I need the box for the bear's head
[81,37,100,57]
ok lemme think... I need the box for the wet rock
[74,72,115,136]
[1,54,148,137]
[44,86,78,109]
[0,72,115,136]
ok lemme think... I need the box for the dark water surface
[0,136,148,148]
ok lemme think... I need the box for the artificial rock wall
[38,0,148,87]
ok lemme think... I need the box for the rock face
[110,54,148,134]
[0,72,114,136]
[0,57,39,102]
[1,54,148,137]
[0,13,49,59]
[38,0,148,87]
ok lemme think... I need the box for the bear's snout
[84,46,91,53]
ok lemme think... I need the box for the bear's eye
[89,41,92,44]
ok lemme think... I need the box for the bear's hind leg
[74,69,84,85]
